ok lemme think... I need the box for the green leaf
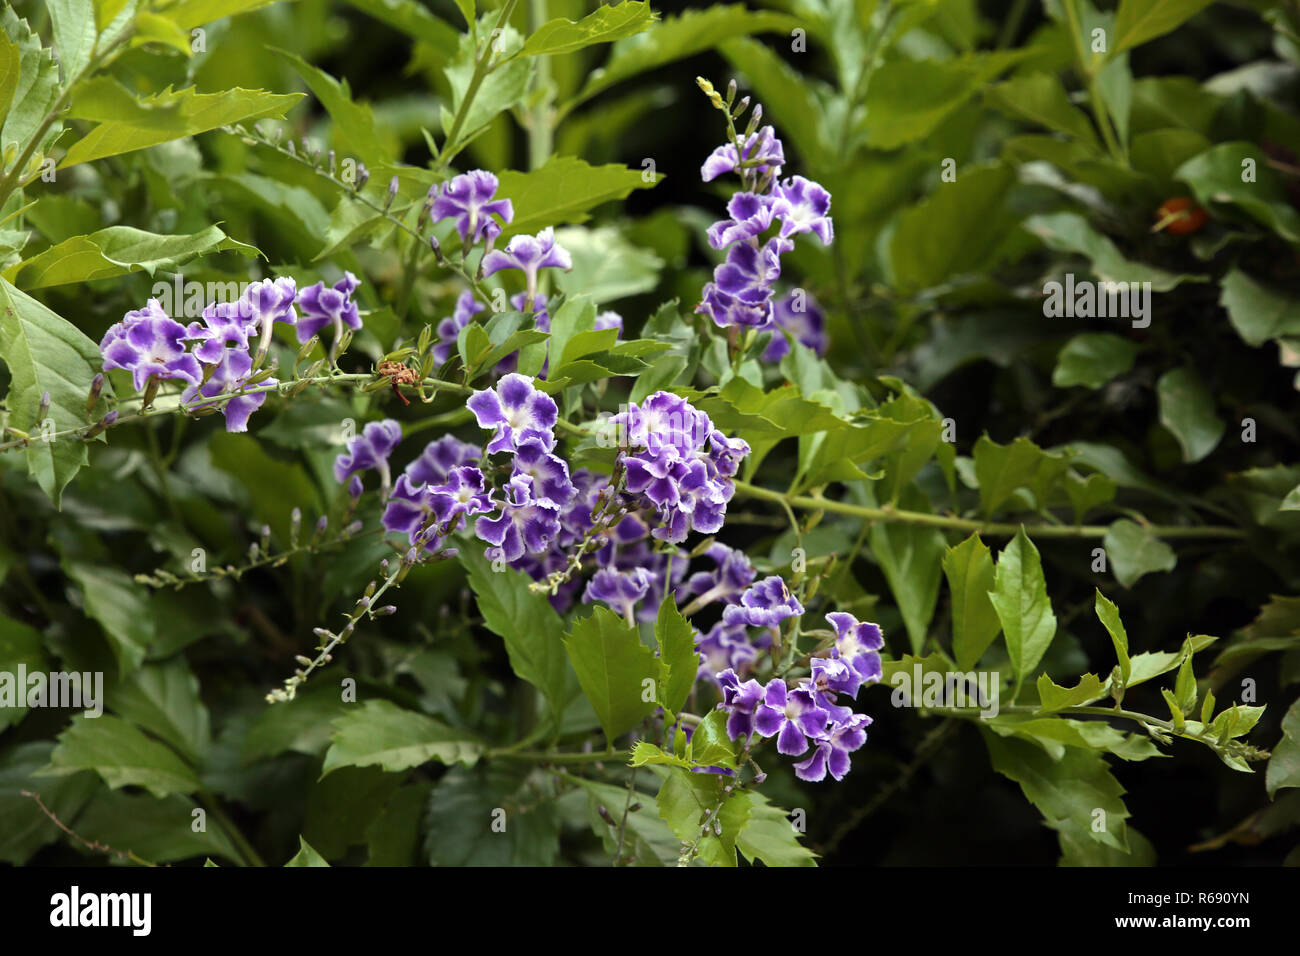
[943,533,1001,670]
[989,528,1057,692]
[424,765,560,866]
[551,226,663,303]
[521,1,655,56]
[365,782,433,866]
[988,714,1160,762]
[985,73,1101,151]
[47,715,200,797]
[285,835,330,866]
[271,48,397,168]
[441,24,530,154]
[0,278,105,506]
[687,710,741,770]
[1156,367,1224,463]
[322,699,482,776]
[566,773,678,866]
[870,498,946,655]
[719,36,828,161]
[0,742,98,864]
[1219,268,1300,347]
[0,24,22,132]
[564,606,659,742]
[654,593,698,716]
[1208,704,1265,740]
[1026,211,1198,291]
[1094,590,1132,687]
[0,613,46,731]
[1266,697,1300,797]
[571,5,797,108]
[983,730,1131,856]
[461,545,576,733]
[735,793,818,867]
[107,658,210,765]
[47,0,96,82]
[74,790,242,864]
[1052,333,1140,389]
[62,561,154,675]
[889,164,1017,292]
[495,156,657,239]
[1036,673,1108,713]
[1112,0,1216,56]
[1176,143,1300,243]
[60,81,302,168]
[4,224,258,289]
[1,10,61,160]
[242,683,349,762]
[863,52,1024,149]
[973,435,1071,517]
[164,0,282,29]
[1103,519,1177,588]
[1173,648,1197,714]
[1064,470,1117,523]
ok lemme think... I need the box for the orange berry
[1154,197,1208,235]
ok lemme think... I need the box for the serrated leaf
[1094,590,1131,687]
[973,434,1071,517]
[1266,698,1300,797]
[495,156,658,239]
[521,1,655,56]
[563,606,658,743]
[322,699,481,776]
[655,592,698,715]
[0,278,105,506]
[944,533,1001,670]
[46,715,200,797]
[1103,519,1177,588]
[1036,673,1108,714]
[989,528,1057,693]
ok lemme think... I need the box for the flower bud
[85,373,104,416]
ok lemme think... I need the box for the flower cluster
[713,578,881,782]
[99,273,364,432]
[610,392,750,544]
[695,100,834,358]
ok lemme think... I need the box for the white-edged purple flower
[509,291,551,329]
[697,284,773,330]
[180,346,271,433]
[382,474,440,548]
[717,668,766,741]
[481,227,572,307]
[430,170,514,244]
[807,656,860,701]
[428,464,493,531]
[296,272,362,343]
[334,419,402,489]
[512,441,575,507]
[771,175,834,245]
[705,429,751,480]
[696,622,757,685]
[474,475,561,563]
[754,679,829,756]
[432,291,486,366]
[612,391,713,457]
[186,300,255,365]
[762,290,828,362]
[793,713,872,782]
[826,611,884,689]
[700,125,785,184]
[713,237,790,302]
[468,373,558,454]
[706,192,776,249]
[101,300,203,391]
[682,542,757,608]
[723,575,804,628]
[582,566,651,621]
[405,434,481,485]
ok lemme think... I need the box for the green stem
[732,479,1247,540]
[437,0,520,169]
[527,0,554,171]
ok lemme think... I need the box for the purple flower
[382,474,441,548]
[481,227,572,307]
[428,464,493,530]
[705,429,750,479]
[713,237,790,301]
[611,392,713,457]
[594,311,623,334]
[723,575,804,628]
[432,291,487,366]
[762,290,828,362]
[807,656,860,701]
[696,285,773,330]
[100,300,203,391]
[296,272,362,343]
[467,373,558,454]
[717,668,766,741]
[475,475,561,563]
[754,680,829,756]
[793,713,872,782]
[512,441,575,507]
[582,566,651,621]
[706,193,776,250]
[700,125,785,185]
[826,611,884,690]
[682,542,757,608]
[180,346,271,432]
[510,291,551,329]
[770,175,834,245]
[334,419,402,488]
[429,170,514,244]
[405,434,481,485]
[696,622,757,685]
[186,301,254,365]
